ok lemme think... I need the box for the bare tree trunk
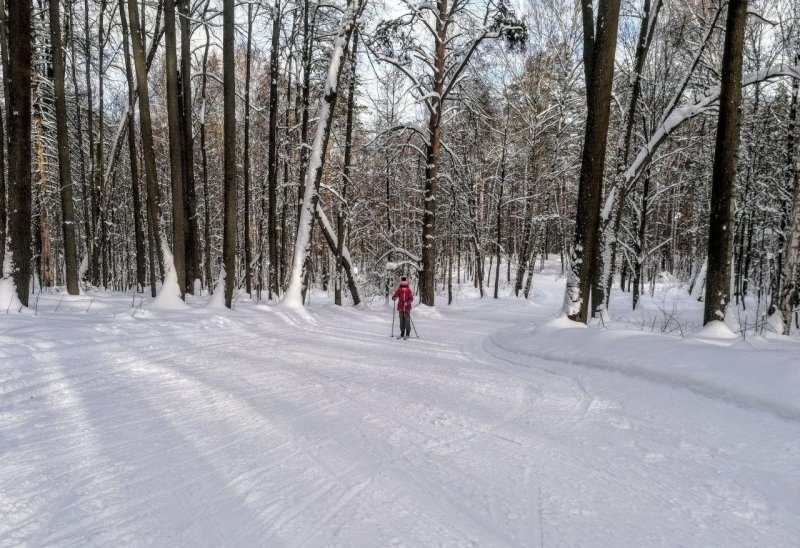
[164,0,186,299]
[179,0,199,293]
[66,1,91,272]
[200,4,212,290]
[0,102,5,272]
[419,0,448,307]
[0,0,10,117]
[243,3,253,296]
[563,0,622,323]
[83,0,97,284]
[295,0,314,229]
[0,0,8,272]
[7,0,32,305]
[336,30,358,306]
[494,118,507,299]
[632,170,651,310]
[594,0,662,314]
[118,0,146,292]
[703,0,748,325]
[314,204,361,305]
[128,0,164,296]
[267,0,282,298]
[96,1,108,288]
[523,233,537,300]
[222,0,237,308]
[781,54,800,334]
[515,206,534,297]
[283,0,364,308]
[49,0,79,294]
[469,181,484,297]
[279,20,296,290]
[34,115,53,289]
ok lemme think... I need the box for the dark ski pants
[399,311,410,336]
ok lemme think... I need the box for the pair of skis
[390,307,420,339]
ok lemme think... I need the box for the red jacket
[393,282,414,312]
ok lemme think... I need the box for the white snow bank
[0,253,23,313]
[1,276,799,546]
[487,319,800,420]
[410,303,443,319]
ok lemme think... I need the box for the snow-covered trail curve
[1,296,799,547]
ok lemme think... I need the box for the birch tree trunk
[781,54,800,334]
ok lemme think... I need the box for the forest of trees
[1,0,799,332]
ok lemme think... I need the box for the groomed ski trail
[1,295,798,546]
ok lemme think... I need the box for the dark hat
[401,276,407,281]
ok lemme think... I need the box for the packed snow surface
[1,264,799,546]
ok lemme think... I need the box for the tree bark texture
[128,0,164,296]
[267,0,281,298]
[179,0,200,293]
[49,0,80,295]
[222,0,237,308]
[336,30,358,306]
[118,0,147,291]
[419,0,448,306]
[165,0,186,299]
[563,0,622,323]
[243,3,253,295]
[780,54,800,333]
[283,0,364,308]
[703,0,748,325]
[7,0,33,305]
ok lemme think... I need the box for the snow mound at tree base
[0,254,23,313]
[696,320,738,339]
[151,242,188,311]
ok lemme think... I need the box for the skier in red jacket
[392,277,414,339]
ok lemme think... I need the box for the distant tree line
[1,0,798,332]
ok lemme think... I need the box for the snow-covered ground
[1,263,799,546]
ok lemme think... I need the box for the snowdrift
[486,318,800,421]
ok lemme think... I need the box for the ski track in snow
[1,286,799,546]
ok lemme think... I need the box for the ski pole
[409,314,419,338]
[391,305,396,337]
